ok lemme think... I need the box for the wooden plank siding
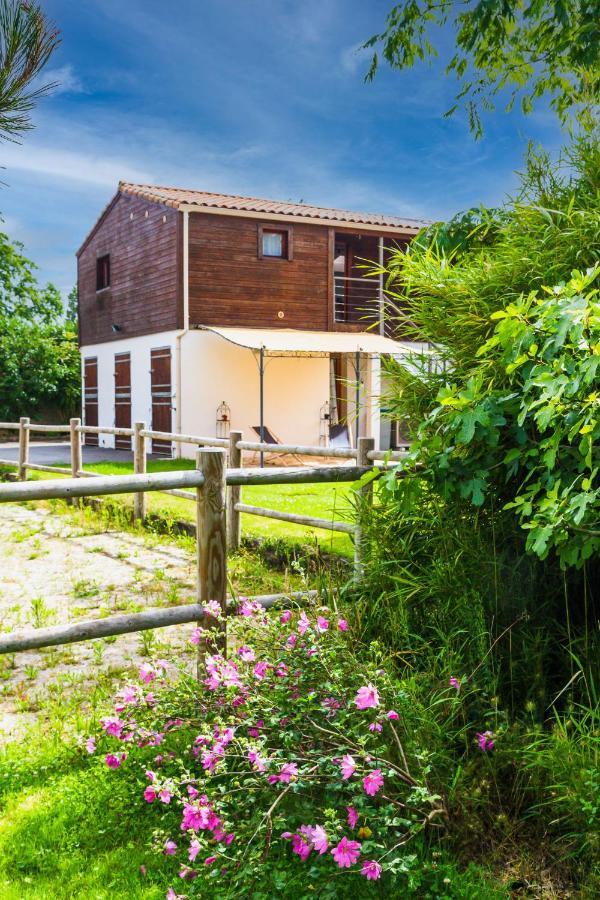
[77,189,417,346]
[187,213,329,330]
[77,194,180,346]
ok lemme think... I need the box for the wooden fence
[0,451,377,660]
[0,417,405,550]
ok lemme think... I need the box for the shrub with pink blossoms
[84,600,447,896]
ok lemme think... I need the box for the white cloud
[1,142,154,188]
[38,64,85,96]
[340,42,370,75]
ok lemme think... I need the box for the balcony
[334,274,382,326]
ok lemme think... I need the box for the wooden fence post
[70,418,82,477]
[133,422,147,522]
[227,430,242,552]
[353,436,375,583]
[18,417,30,481]
[196,448,227,672]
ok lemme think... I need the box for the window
[96,254,110,291]
[262,230,286,257]
[258,224,292,260]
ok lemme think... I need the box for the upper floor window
[258,224,293,260]
[96,254,110,291]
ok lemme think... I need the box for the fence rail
[0,450,375,661]
[1,416,405,544]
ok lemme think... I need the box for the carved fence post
[18,417,30,481]
[353,436,375,583]
[133,422,147,522]
[196,448,227,675]
[227,430,242,552]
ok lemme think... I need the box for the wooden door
[114,352,132,450]
[83,357,99,446]
[150,347,173,457]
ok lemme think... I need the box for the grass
[0,456,356,557]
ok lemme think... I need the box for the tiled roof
[119,181,426,232]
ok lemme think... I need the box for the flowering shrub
[86,601,454,896]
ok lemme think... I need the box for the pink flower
[449,676,461,692]
[159,789,172,804]
[204,855,217,866]
[278,762,298,783]
[361,859,382,880]
[105,752,126,769]
[331,836,361,868]
[287,632,298,648]
[363,769,384,796]
[190,627,203,645]
[253,661,268,680]
[297,612,311,635]
[340,754,356,779]
[309,825,328,854]
[144,786,157,803]
[164,839,177,855]
[247,749,267,773]
[138,663,156,684]
[280,610,292,623]
[237,645,256,662]
[316,616,329,632]
[100,716,124,738]
[291,834,311,861]
[369,722,383,732]
[387,710,399,720]
[85,737,96,754]
[239,599,261,617]
[338,618,348,631]
[355,683,379,710]
[188,839,201,862]
[477,731,495,751]
[347,806,358,829]
[204,599,222,619]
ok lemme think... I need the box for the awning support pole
[355,349,360,445]
[259,346,265,468]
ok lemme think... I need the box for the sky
[0,0,565,300]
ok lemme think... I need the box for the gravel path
[0,503,198,741]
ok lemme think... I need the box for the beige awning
[196,325,419,358]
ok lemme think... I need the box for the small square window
[258,225,292,260]
[262,229,287,258]
[96,254,110,291]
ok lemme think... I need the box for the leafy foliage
[0,229,80,420]
[378,139,600,566]
[0,0,59,141]
[364,0,600,137]
[89,602,497,897]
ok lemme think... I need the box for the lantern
[216,400,231,438]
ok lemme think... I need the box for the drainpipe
[174,210,189,458]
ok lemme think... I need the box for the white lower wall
[80,329,387,456]
[179,331,330,452]
[80,331,178,449]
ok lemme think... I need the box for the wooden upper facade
[77,183,424,346]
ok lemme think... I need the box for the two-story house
[77,183,424,455]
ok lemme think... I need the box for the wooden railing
[0,451,379,659]
[0,417,406,548]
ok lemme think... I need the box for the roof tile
[118,181,426,231]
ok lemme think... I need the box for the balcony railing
[334,275,382,325]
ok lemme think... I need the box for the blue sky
[0,0,564,299]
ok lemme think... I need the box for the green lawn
[78,457,356,557]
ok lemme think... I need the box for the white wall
[179,331,330,451]
[80,331,178,449]
[80,330,386,456]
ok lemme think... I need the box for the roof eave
[177,202,422,235]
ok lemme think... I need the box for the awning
[196,325,419,357]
